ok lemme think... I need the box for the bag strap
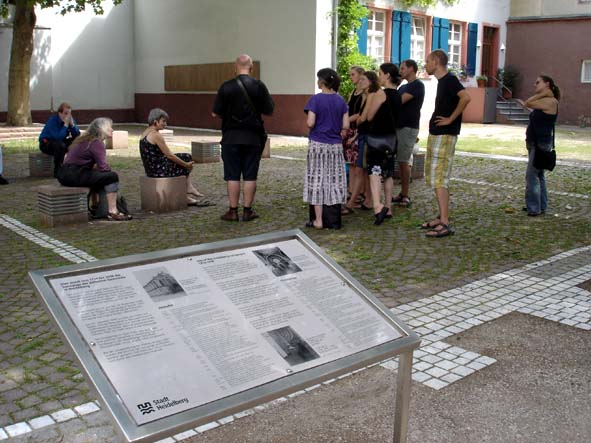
[235,77,262,125]
[552,103,558,149]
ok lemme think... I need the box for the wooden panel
[164,62,260,92]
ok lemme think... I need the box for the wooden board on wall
[164,62,260,92]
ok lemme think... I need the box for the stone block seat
[159,129,174,143]
[29,152,53,177]
[140,175,187,213]
[34,184,89,227]
[394,153,425,180]
[191,141,221,163]
[105,130,129,149]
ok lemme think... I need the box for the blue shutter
[439,18,450,52]
[392,11,411,65]
[466,22,478,76]
[357,15,368,55]
[391,11,402,65]
[432,17,441,50]
[400,12,411,62]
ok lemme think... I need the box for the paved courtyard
[0,125,589,442]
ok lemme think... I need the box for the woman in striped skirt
[303,68,350,229]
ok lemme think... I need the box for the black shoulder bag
[235,77,268,148]
[533,106,557,171]
[366,90,397,154]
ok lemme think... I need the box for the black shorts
[221,144,262,181]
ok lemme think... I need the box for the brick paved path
[0,131,589,442]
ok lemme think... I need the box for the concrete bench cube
[394,153,425,180]
[105,130,129,149]
[140,175,187,213]
[159,129,174,143]
[191,141,221,164]
[29,152,54,177]
[35,184,89,227]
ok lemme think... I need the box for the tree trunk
[6,0,36,126]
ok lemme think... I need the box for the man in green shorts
[422,49,471,238]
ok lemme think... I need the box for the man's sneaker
[242,208,259,222]
[220,208,239,221]
[0,175,8,185]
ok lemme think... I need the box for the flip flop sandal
[194,199,216,207]
[392,193,404,203]
[398,196,411,207]
[341,206,354,215]
[420,219,441,229]
[425,224,454,238]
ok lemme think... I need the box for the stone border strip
[379,245,591,390]
[0,215,97,264]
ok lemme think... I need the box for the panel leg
[393,350,413,443]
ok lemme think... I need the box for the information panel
[30,230,419,442]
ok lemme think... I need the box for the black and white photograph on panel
[133,267,187,302]
[252,247,302,277]
[262,326,320,366]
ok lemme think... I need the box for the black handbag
[308,204,342,229]
[533,110,557,171]
[532,105,557,172]
[533,147,556,171]
[366,134,397,154]
[367,89,397,154]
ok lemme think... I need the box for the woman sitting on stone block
[57,118,131,221]
[140,108,207,206]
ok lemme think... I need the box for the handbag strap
[235,77,262,125]
[371,88,396,132]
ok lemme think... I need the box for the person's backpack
[88,190,130,219]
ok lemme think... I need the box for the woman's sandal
[341,206,354,215]
[425,224,454,238]
[107,212,130,221]
[305,221,323,230]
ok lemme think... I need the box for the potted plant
[499,65,520,99]
[476,75,488,88]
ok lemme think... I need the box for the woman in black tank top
[523,75,560,216]
[362,63,402,226]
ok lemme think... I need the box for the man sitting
[39,102,81,177]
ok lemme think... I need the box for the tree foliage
[335,0,376,99]
[1,0,122,126]
[1,0,120,18]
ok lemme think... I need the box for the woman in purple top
[303,68,349,229]
[57,118,130,221]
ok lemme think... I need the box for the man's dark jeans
[39,138,71,177]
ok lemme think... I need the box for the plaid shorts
[425,134,457,189]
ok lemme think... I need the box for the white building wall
[0,0,134,114]
[133,0,322,95]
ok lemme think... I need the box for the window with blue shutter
[357,15,369,55]
[391,11,411,65]
[466,23,478,75]
[431,17,449,52]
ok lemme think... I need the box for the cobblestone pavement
[0,128,589,442]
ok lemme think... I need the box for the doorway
[481,26,498,85]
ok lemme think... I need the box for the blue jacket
[39,114,81,143]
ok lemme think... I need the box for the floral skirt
[303,140,347,206]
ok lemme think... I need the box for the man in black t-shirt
[395,59,425,207]
[422,49,471,238]
[212,54,274,222]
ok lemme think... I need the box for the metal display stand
[29,230,420,443]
